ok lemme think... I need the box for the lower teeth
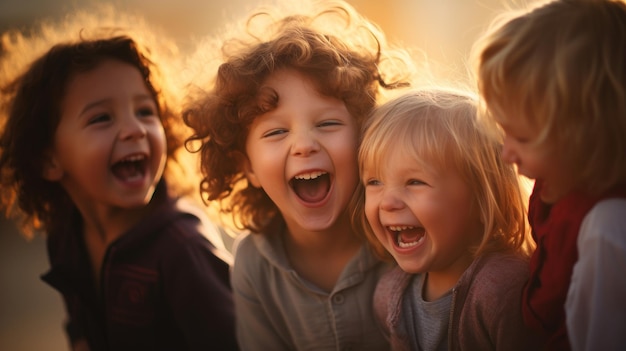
[399,240,419,248]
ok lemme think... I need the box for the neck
[79,202,153,245]
[283,214,361,255]
[423,253,475,301]
[282,214,362,292]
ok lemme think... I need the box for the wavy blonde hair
[354,89,534,261]
[474,0,626,195]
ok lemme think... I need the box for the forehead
[363,142,440,177]
[62,60,150,104]
[259,69,351,116]
[66,59,144,88]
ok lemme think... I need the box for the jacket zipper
[447,287,458,350]
[100,245,116,350]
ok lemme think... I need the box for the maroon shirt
[42,181,238,351]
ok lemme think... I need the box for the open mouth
[290,171,331,203]
[388,225,425,248]
[111,154,148,182]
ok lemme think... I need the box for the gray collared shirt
[232,231,391,351]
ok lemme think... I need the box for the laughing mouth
[290,171,331,203]
[388,225,425,248]
[111,154,148,181]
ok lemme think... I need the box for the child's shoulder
[231,232,274,270]
[588,198,626,221]
[232,231,255,258]
[581,198,626,242]
[466,252,529,296]
[475,251,528,276]
[375,265,415,301]
[146,196,230,258]
[231,232,283,291]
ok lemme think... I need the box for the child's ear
[241,156,261,188]
[42,152,63,181]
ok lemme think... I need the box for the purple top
[42,181,238,351]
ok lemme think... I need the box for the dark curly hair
[0,29,189,237]
[183,0,413,234]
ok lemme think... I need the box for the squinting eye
[263,129,287,138]
[365,178,381,186]
[137,107,157,117]
[318,120,342,127]
[88,114,110,125]
[408,179,426,186]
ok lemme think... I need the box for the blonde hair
[355,89,533,260]
[474,0,626,195]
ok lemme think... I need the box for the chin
[539,185,569,204]
[394,259,423,274]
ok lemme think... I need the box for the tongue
[112,162,143,181]
[399,229,424,243]
[292,176,330,203]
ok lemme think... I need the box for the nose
[118,114,147,141]
[291,131,320,157]
[500,136,518,165]
[379,187,406,212]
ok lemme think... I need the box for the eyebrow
[79,93,155,117]
[79,98,110,117]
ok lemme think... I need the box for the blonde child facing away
[475,0,626,349]
[0,8,237,351]
[182,0,413,349]
[356,89,537,350]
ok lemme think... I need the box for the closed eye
[88,113,111,125]
[318,120,343,128]
[408,179,427,186]
[262,129,288,138]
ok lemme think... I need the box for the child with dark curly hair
[0,8,237,351]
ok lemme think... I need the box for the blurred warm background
[0,0,517,350]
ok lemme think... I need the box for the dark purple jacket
[42,181,238,351]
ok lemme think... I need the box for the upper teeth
[121,155,145,162]
[388,225,415,231]
[294,171,326,180]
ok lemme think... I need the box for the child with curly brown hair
[182,0,414,349]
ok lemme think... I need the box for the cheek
[364,197,376,224]
[436,196,479,240]
[245,137,272,170]
[520,142,555,172]
[332,137,359,179]
[151,127,168,161]
[364,194,382,232]
[246,148,277,180]
[54,137,94,169]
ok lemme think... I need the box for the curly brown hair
[0,9,193,237]
[183,0,413,234]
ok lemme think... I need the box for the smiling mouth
[290,171,330,203]
[111,154,148,182]
[388,225,425,248]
